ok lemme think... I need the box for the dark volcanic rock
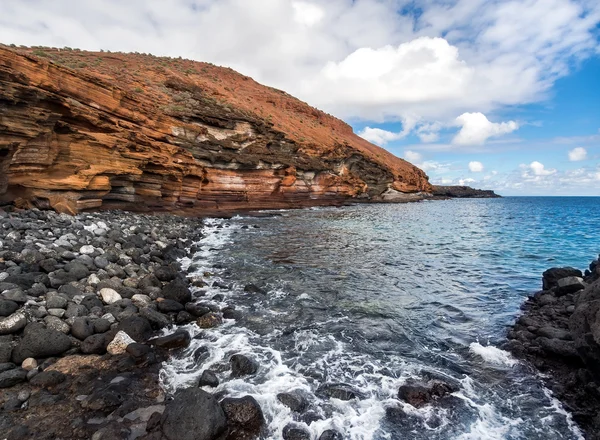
[12,323,72,363]
[221,395,265,438]
[431,185,501,199]
[397,380,456,407]
[161,388,227,440]
[316,383,364,401]
[148,330,191,350]
[0,368,26,388]
[29,370,67,388]
[282,423,311,440]
[161,279,192,305]
[542,267,583,290]
[277,392,308,413]
[117,315,152,342]
[0,300,19,317]
[198,370,219,388]
[230,354,259,378]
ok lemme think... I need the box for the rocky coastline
[505,256,600,439]
[431,185,501,199]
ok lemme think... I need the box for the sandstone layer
[0,45,431,215]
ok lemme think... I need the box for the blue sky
[1,0,599,195]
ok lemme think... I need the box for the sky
[1,0,599,195]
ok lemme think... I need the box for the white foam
[469,342,517,367]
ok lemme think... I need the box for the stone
[64,303,88,319]
[47,308,66,318]
[131,294,152,308]
[220,396,265,437]
[283,423,311,440]
[0,313,27,335]
[44,315,70,334]
[11,323,72,364]
[126,343,151,359]
[0,299,19,317]
[556,276,586,295]
[198,370,219,388]
[107,330,135,355]
[46,292,68,309]
[0,368,27,388]
[93,318,111,334]
[161,388,227,440]
[317,383,364,401]
[196,312,223,329]
[397,380,456,407]
[542,267,583,290]
[80,245,95,255]
[71,317,95,340]
[230,354,259,377]
[139,307,170,329]
[154,265,178,282]
[81,333,109,354]
[21,357,37,371]
[185,303,211,317]
[161,279,192,304]
[277,392,308,413]
[157,299,184,313]
[99,288,122,304]
[81,295,104,310]
[148,330,191,350]
[319,430,344,440]
[29,370,67,388]
[117,315,152,342]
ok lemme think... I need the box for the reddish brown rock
[0,45,431,214]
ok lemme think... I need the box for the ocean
[161,197,600,439]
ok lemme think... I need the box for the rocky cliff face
[0,45,431,215]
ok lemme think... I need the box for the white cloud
[453,112,519,146]
[404,150,423,163]
[358,127,405,146]
[568,147,588,161]
[0,0,597,130]
[458,178,476,186]
[529,161,557,176]
[292,2,324,26]
[468,161,484,172]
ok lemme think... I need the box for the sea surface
[161,197,600,439]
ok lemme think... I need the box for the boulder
[117,315,152,342]
[277,392,308,413]
[0,299,19,317]
[162,279,192,304]
[11,323,72,363]
[0,368,27,388]
[161,388,226,440]
[148,330,191,350]
[220,396,265,438]
[0,313,27,335]
[157,299,184,313]
[154,265,179,282]
[319,430,344,440]
[198,370,219,388]
[139,307,170,329]
[397,380,456,408]
[542,267,582,290]
[556,276,586,296]
[282,423,311,440]
[29,370,67,388]
[107,330,135,355]
[71,317,95,341]
[230,354,259,377]
[316,383,364,401]
[196,312,223,329]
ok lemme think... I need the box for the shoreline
[505,257,600,439]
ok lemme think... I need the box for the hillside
[0,45,431,215]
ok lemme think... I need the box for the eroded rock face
[0,46,431,215]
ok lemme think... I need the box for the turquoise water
[164,197,600,439]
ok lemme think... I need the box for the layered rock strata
[0,45,431,215]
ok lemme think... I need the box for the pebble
[21,358,38,371]
[107,331,135,355]
[99,288,122,304]
[80,245,95,255]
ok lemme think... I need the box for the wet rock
[319,430,344,440]
[161,388,227,440]
[185,302,211,317]
[107,330,136,355]
[157,299,184,313]
[230,354,259,377]
[277,392,308,413]
[243,284,266,294]
[316,383,364,401]
[397,380,456,408]
[148,330,191,350]
[155,265,179,282]
[282,423,311,440]
[221,395,265,438]
[117,315,152,342]
[196,312,223,329]
[161,279,192,304]
[536,326,572,340]
[538,337,579,358]
[0,299,19,317]
[542,267,582,290]
[139,307,170,329]
[126,342,151,359]
[0,368,26,388]
[29,370,67,388]
[198,370,219,388]
[12,323,72,363]
[0,312,27,335]
[176,310,194,324]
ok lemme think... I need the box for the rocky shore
[505,256,600,438]
[431,185,501,199]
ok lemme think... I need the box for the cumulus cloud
[0,0,597,130]
[453,113,519,146]
[468,161,484,172]
[568,147,588,161]
[358,127,406,146]
[404,150,423,163]
[528,161,557,176]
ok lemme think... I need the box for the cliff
[431,185,501,199]
[0,45,431,215]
